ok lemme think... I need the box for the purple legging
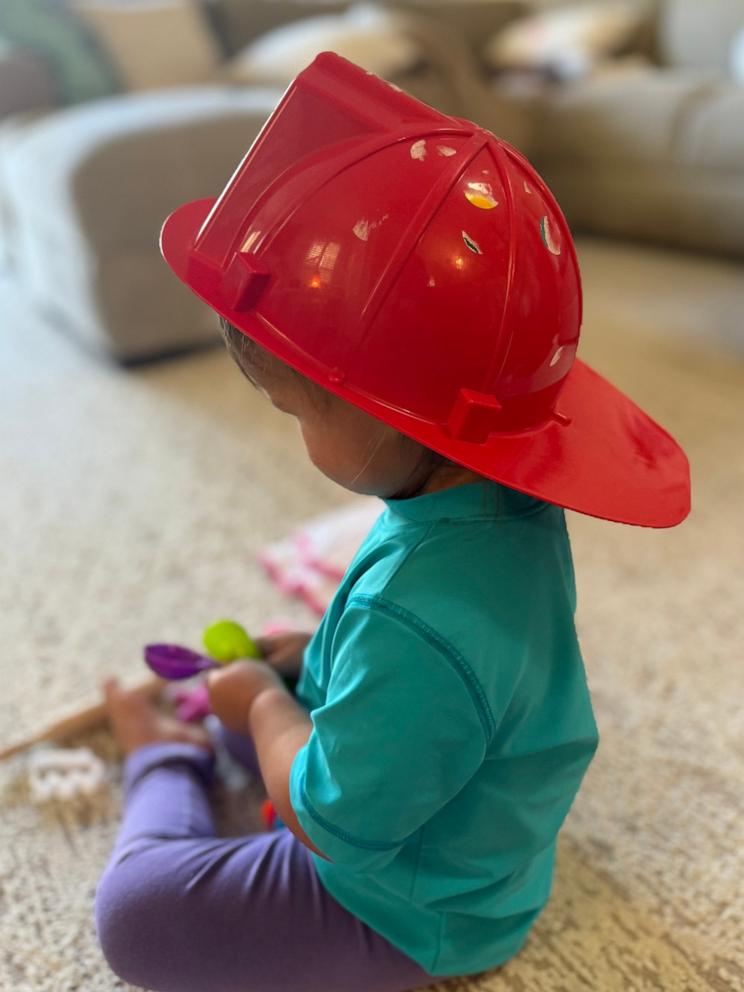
[93,718,438,992]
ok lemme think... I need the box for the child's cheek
[298,419,325,468]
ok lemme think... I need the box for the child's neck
[399,466,485,500]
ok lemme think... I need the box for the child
[94,53,690,992]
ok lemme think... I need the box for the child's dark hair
[218,315,330,411]
[218,315,467,481]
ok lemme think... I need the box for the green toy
[203,620,262,663]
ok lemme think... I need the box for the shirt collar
[381,479,548,522]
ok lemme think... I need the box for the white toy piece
[27,745,107,803]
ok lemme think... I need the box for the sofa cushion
[224,4,423,85]
[385,1,529,58]
[531,66,744,257]
[658,0,744,77]
[483,1,650,79]
[536,66,727,166]
[205,0,349,54]
[73,0,223,91]
[677,84,744,170]
[206,0,528,58]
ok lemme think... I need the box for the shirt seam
[335,518,436,664]
[380,515,437,571]
[345,593,496,744]
[383,498,553,525]
[299,776,402,852]
[407,824,426,902]
[430,913,446,974]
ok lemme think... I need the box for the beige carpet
[1,235,742,992]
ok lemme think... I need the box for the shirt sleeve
[288,597,489,872]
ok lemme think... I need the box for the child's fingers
[251,636,272,657]
[254,630,306,656]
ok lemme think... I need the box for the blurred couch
[0,0,742,362]
[530,0,744,261]
[0,0,532,361]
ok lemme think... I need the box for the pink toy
[258,499,381,615]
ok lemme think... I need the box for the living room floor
[1,234,742,991]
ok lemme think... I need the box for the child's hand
[253,630,314,680]
[102,677,215,757]
[205,660,286,735]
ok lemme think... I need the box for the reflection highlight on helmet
[305,240,341,288]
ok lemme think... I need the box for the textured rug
[1,235,742,992]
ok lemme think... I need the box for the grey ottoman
[2,86,284,362]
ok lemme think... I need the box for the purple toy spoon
[144,643,221,680]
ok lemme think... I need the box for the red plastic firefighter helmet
[160,51,690,528]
